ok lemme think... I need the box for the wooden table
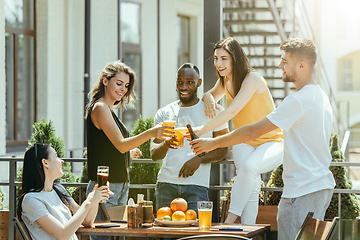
[76,221,270,239]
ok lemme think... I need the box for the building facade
[1,0,204,158]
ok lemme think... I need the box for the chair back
[99,203,127,221]
[177,234,251,240]
[295,212,339,240]
[13,217,32,240]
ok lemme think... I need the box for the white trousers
[228,141,284,224]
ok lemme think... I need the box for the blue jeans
[155,182,209,214]
[86,180,129,240]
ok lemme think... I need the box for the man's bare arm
[190,118,278,155]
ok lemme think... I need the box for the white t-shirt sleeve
[22,194,50,223]
[267,94,303,131]
[154,108,165,126]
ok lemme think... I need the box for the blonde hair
[85,61,136,118]
[280,38,317,68]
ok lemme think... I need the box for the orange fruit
[170,198,188,212]
[157,207,173,220]
[172,211,186,221]
[185,209,197,220]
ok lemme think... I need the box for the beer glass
[163,112,176,140]
[174,116,192,147]
[197,201,213,230]
[97,166,109,203]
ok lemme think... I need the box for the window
[177,15,190,67]
[5,0,36,145]
[120,2,141,131]
[121,2,140,45]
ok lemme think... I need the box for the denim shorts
[155,182,209,214]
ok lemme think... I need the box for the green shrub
[129,116,162,204]
[325,133,360,219]
[263,165,283,206]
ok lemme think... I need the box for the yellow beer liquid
[163,121,176,139]
[174,127,187,147]
[198,209,212,229]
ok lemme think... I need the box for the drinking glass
[97,166,109,203]
[163,112,177,139]
[174,116,193,147]
[197,201,213,230]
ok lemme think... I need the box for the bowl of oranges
[156,198,197,226]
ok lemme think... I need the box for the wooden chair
[177,234,251,240]
[99,203,127,221]
[13,217,32,240]
[295,212,339,240]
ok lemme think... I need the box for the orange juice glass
[198,201,213,230]
[174,127,187,147]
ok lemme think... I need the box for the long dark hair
[85,60,136,118]
[214,37,251,96]
[17,144,72,218]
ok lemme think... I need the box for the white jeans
[228,141,284,224]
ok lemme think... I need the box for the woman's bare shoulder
[244,71,265,85]
[91,101,111,119]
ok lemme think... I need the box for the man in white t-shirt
[190,38,335,239]
[151,63,229,213]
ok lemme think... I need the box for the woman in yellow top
[195,37,284,224]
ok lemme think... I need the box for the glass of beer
[174,116,192,147]
[197,201,213,230]
[174,127,187,147]
[163,113,176,140]
[97,166,109,186]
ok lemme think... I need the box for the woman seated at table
[17,144,111,240]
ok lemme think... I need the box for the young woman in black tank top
[84,61,172,239]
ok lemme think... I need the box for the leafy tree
[325,133,360,219]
